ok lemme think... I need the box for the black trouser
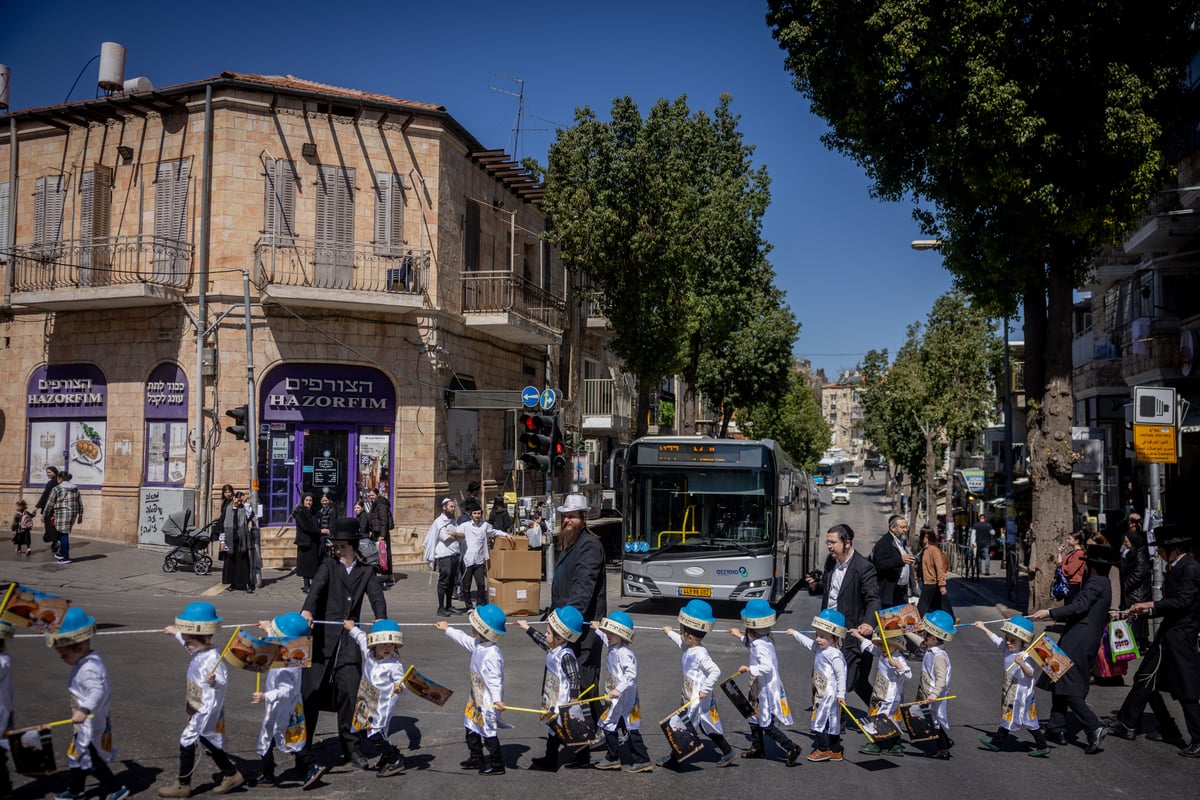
[572,630,605,724]
[65,744,121,795]
[1117,681,1200,741]
[1051,692,1100,734]
[813,730,842,753]
[436,555,461,609]
[460,562,488,607]
[843,641,874,707]
[365,731,399,760]
[302,660,362,756]
[178,738,237,785]
[467,730,503,768]
[754,722,800,754]
[603,718,650,765]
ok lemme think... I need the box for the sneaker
[717,748,740,766]
[886,743,906,756]
[1028,746,1051,758]
[858,742,881,756]
[213,771,245,795]
[829,751,844,762]
[378,756,407,777]
[105,789,132,800]
[1104,719,1138,741]
[460,757,484,770]
[478,763,506,775]
[301,763,329,791]
[56,792,87,800]
[249,771,277,787]
[594,758,622,770]
[1084,726,1107,755]
[157,783,193,799]
[741,745,766,760]
[979,734,1002,752]
[437,608,451,617]
[624,762,654,773]
[786,746,803,766]
[807,750,831,763]
[347,751,373,770]
[932,749,952,760]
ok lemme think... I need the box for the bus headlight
[622,572,661,596]
[729,577,773,600]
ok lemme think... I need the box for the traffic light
[519,412,554,471]
[225,405,249,442]
[551,413,567,473]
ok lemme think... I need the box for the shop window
[26,364,107,488]
[144,363,189,485]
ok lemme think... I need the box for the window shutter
[264,158,296,243]
[315,165,354,285]
[34,175,67,249]
[373,172,404,256]
[465,201,480,270]
[155,159,191,277]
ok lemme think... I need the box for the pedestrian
[292,493,321,593]
[458,498,512,610]
[970,513,994,577]
[423,498,465,616]
[47,606,129,800]
[520,606,588,772]
[1031,543,1120,754]
[1104,525,1200,756]
[658,600,738,769]
[299,517,387,782]
[872,515,917,607]
[526,502,548,551]
[911,610,956,760]
[487,496,512,534]
[434,604,508,776]
[973,616,1049,757]
[1056,531,1087,603]
[221,492,256,593]
[1119,524,1152,650]
[457,481,482,524]
[786,609,848,763]
[50,471,83,565]
[916,526,954,619]
[11,499,34,558]
[730,599,802,765]
[593,611,652,772]
[157,602,244,798]
[551,493,607,730]
[806,523,880,708]
[343,619,408,776]
[33,466,60,555]
[249,612,309,788]
[0,622,14,797]
[214,484,234,577]
[315,493,336,558]
[847,627,910,756]
[364,488,393,583]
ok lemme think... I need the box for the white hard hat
[556,493,590,514]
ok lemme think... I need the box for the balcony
[1123,318,1184,385]
[1072,330,1125,392]
[583,291,610,332]
[10,235,191,310]
[461,270,564,345]
[581,378,631,433]
[254,237,428,315]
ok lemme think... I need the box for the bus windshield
[627,467,774,553]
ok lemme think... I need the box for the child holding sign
[250,613,309,786]
[344,618,408,776]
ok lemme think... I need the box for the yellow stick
[0,583,16,618]
[897,695,957,708]
[211,626,242,679]
[875,611,893,661]
[657,697,698,728]
[577,683,596,700]
[5,715,93,736]
[255,671,261,693]
[722,669,744,684]
[839,701,873,743]
[395,664,415,693]
[1007,632,1046,673]
[489,704,543,714]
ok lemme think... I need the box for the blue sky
[1,0,954,382]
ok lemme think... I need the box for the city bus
[615,437,820,604]
[813,457,853,485]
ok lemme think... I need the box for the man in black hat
[1032,543,1121,754]
[298,517,387,785]
[1104,524,1200,756]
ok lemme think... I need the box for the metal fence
[12,235,193,291]
[254,237,429,295]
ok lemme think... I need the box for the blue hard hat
[549,605,585,642]
[600,610,636,642]
[471,604,507,642]
[367,618,404,647]
[813,608,847,637]
[1001,615,1035,644]
[679,599,716,633]
[270,612,310,640]
[741,598,777,629]
[923,610,957,641]
[178,601,222,624]
[46,606,96,647]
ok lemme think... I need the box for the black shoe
[437,608,451,617]
[1105,720,1137,741]
[447,607,467,616]
[741,745,765,760]
[478,763,506,775]
[301,763,328,791]
[786,746,803,766]
[1046,729,1069,746]
[1085,726,1107,755]
[460,757,484,770]
[1147,729,1187,747]
[249,771,277,787]
[564,753,591,769]
[377,756,407,777]
[1180,742,1200,758]
[348,751,373,770]
[655,755,679,770]
[527,756,559,772]
[932,749,952,760]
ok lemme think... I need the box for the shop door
[300,428,351,516]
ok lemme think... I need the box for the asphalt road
[1,475,1194,799]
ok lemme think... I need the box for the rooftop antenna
[489,72,526,160]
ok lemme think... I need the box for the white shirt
[459,519,495,567]
[828,557,850,609]
[430,514,461,559]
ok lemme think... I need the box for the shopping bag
[377,538,390,573]
[1094,640,1128,679]
[1105,619,1140,663]
[1050,567,1069,600]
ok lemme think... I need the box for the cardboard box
[488,549,543,580]
[493,534,528,551]
[488,579,541,616]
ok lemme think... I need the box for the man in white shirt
[424,498,464,617]
[457,497,513,609]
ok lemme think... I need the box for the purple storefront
[26,364,109,488]
[257,363,396,525]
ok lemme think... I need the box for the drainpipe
[195,84,213,525]
[5,117,16,307]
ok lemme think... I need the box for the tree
[541,95,775,437]
[767,1,1200,609]
[741,370,830,469]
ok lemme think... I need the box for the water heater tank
[97,42,126,91]
[0,64,10,110]
[123,76,153,93]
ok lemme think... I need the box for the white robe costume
[918,644,953,731]
[984,631,1039,731]
[348,627,407,738]
[445,627,506,738]
[666,631,723,735]
[176,634,227,748]
[858,638,911,718]
[66,651,115,770]
[255,666,305,756]
[599,642,641,733]
[788,632,845,735]
[742,635,793,728]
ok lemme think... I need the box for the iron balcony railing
[582,377,632,420]
[254,236,429,295]
[11,235,193,291]
[461,270,565,330]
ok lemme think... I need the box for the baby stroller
[162,509,216,575]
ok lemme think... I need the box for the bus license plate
[678,585,712,598]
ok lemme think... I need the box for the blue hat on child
[268,612,310,640]
[599,610,635,642]
[812,608,847,638]
[922,610,956,642]
[46,606,96,647]
[548,605,585,643]
[1000,615,1035,644]
[470,604,507,643]
[175,601,222,636]
[367,618,404,648]
[678,599,716,634]
[741,598,777,629]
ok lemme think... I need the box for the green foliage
[742,370,830,469]
[658,400,675,429]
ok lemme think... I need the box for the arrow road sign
[540,388,556,411]
[522,386,540,408]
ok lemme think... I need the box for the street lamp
[910,239,941,251]
[910,239,942,529]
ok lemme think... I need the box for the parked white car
[844,473,863,486]
[831,486,851,504]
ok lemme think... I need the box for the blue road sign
[540,388,556,410]
[522,386,540,408]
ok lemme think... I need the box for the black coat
[1120,546,1152,607]
[1143,554,1200,701]
[551,529,607,623]
[871,533,910,607]
[366,497,391,539]
[302,556,387,663]
[817,550,881,630]
[1044,573,1111,697]
[293,506,322,579]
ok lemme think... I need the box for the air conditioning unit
[581,439,601,484]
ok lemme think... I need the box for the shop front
[257,363,396,525]
[26,364,108,488]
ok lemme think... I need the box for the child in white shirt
[849,628,911,756]
[787,608,848,762]
[436,603,508,775]
[519,606,589,771]
[729,598,802,766]
[659,599,736,768]
[911,610,956,760]
[974,617,1048,757]
[594,611,652,772]
[345,618,409,775]
[249,613,308,787]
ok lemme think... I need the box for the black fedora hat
[1082,544,1122,568]
[1153,524,1194,550]
[330,516,362,542]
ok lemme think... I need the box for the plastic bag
[1050,566,1070,600]
[1105,619,1140,662]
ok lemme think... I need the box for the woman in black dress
[222,491,256,592]
[216,484,236,583]
[293,493,321,593]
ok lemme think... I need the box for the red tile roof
[220,72,445,112]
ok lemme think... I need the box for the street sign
[960,468,985,493]
[1133,385,1176,424]
[521,386,540,408]
[1132,424,1177,464]
[540,388,556,410]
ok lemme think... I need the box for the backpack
[19,511,34,530]
[1051,566,1070,600]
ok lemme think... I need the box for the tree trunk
[634,381,652,439]
[924,427,937,535]
[718,404,734,438]
[678,378,698,435]
[1024,257,1077,612]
